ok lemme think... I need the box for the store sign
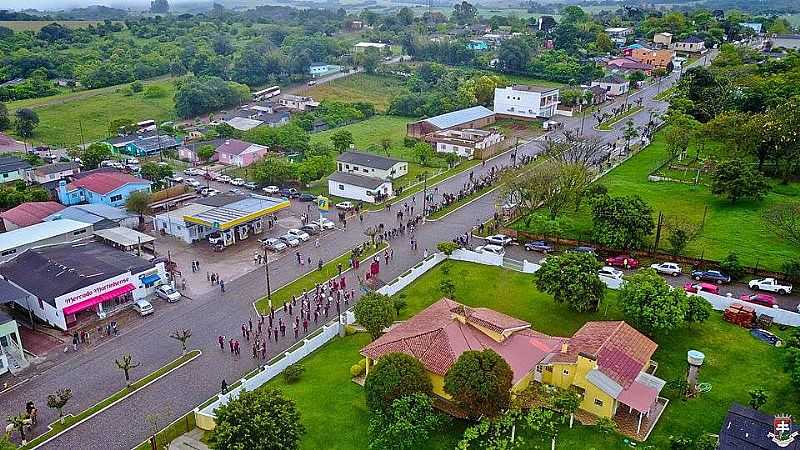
[58,273,132,307]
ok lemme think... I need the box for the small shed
[93,227,156,255]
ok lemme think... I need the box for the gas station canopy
[183,195,289,230]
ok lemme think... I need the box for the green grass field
[302,74,407,112]
[7,78,178,147]
[310,115,413,152]
[248,261,799,450]
[514,131,800,271]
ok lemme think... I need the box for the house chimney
[560,342,569,354]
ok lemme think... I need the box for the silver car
[650,262,682,277]
[485,234,513,246]
[279,234,301,247]
[300,224,320,235]
[261,238,287,252]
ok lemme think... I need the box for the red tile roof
[66,172,150,195]
[449,304,530,334]
[550,321,657,388]
[0,202,65,228]
[607,57,653,71]
[361,299,563,384]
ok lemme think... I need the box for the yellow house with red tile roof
[360,299,666,437]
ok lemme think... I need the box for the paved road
[2,53,718,450]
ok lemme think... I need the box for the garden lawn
[7,78,178,147]
[514,131,800,271]
[304,74,407,112]
[257,261,799,449]
[310,115,413,155]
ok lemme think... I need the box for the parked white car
[749,278,793,295]
[263,185,280,194]
[168,175,184,183]
[218,175,232,183]
[313,218,335,230]
[287,228,310,242]
[485,234,513,247]
[186,178,200,187]
[260,238,287,252]
[475,244,505,256]
[132,299,154,316]
[280,234,301,247]
[156,285,181,303]
[336,201,355,210]
[231,178,245,186]
[598,266,624,280]
[650,262,682,277]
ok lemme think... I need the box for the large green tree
[710,160,770,203]
[443,349,512,419]
[14,108,38,138]
[368,393,441,450]
[330,129,354,154]
[535,252,605,312]
[591,194,655,250]
[364,353,432,414]
[211,388,305,450]
[619,269,689,335]
[354,292,396,340]
[0,103,10,131]
[125,191,151,230]
[81,143,113,170]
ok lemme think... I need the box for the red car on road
[605,255,639,269]
[684,282,720,295]
[739,293,777,308]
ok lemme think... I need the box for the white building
[670,36,706,54]
[493,85,560,119]
[0,219,93,263]
[605,27,634,45]
[428,129,504,159]
[0,242,166,330]
[153,203,215,244]
[591,75,630,97]
[336,151,408,181]
[653,32,673,47]
[30,162,80,185]
[279,95,319,112]
[328,172,393,204]
[354,42,389,52]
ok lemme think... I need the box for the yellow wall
[195,411,216,431]
[512,372,533,394]
[548,362,577,389]
[542,355,616,419]
[429,372,452,400]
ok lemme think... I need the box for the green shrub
[351,363,365,377]
[283,363,305,384]
[345,324,358,336]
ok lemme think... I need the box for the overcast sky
[14,0,214,12]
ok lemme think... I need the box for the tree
[6,413,29,444]
[710,160,770,203]
[252,156,296,186]
[622,119,639,150]
[368,393,441,450]
[444,349,513,418]
[503,160,591,223]
[354,291,396,340]
[169,328,192,355]
[392,294,407,317]
[552,388,581,428]
[174,76,249,118]
[458,408,524,450]
[330,130,354,154]
[452,1,477,25]
[82,142,113,170]
[525,407,559,450]
[763,202,800,247]
[591,194,654,250]
[436,241,459,255]
[684,295,712,324]
[619,269,689,335]
[46,388,73,425]
[535,252,605,312]
[125,190,151,231]
[364,353,432,414]
[360,47,381,74]
[748,388,768,410]
[140,162,173,183]
[413,143,435,167]
[108,118,136,136]
[719,252,744,280]
[595,32,614,53]
[439,264,456,299]
[115,353,141,387]
[664,216,700,255]
[197,144,216,162]
[380,138,392,157]
[0,103,11,131]
[14,108,39,138]
[211,388,304,450]
[283,363,305,383]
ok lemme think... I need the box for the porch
[613,396,669,441]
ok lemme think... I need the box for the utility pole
[421,171,428,220]
[264,247,272,308]
[78,120,86,150]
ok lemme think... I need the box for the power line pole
[264,247,272,308]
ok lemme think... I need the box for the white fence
[696,291,800,327]
[450,248,503,266]
[196,311,356,426]
[377,253,447,296]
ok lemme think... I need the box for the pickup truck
[748,278,793,295]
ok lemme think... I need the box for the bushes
[365,353,432,413]
[283,363,305,383]
[350,359,367,377]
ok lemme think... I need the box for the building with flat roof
[0,201,65,231]
[93,226,156,253]
[428,128,504,159]
[407,106,496,138]
[630,48,675,69]
[494,85,560,119]
[279,95,319,111]
[718,403,800,449]
[45,203,137,230]
[0,242,165,330]
[670,36,706,54]
[0,306,27,375]
[153,195,289,245]
[354,42,389,52]
[328,171,393,204]
[336,151,408,181]
[0,219,93,263]
[592,75,630,97]
[653,32,673,47]
[225,116,263,131]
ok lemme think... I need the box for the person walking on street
[221,379,228,394]
[218,335,225,350]
[220,279,225,293]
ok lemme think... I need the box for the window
[73,229,86,236]
[362,169,368,173]
[562,369,570,375]
[110,194,123,202]
[535,365,542,373]
[338,184,345,191]
[1,249,16,256]
[2,173,7,178]
[545,366,553,372]
[594,398,604,407]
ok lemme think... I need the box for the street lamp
[263,247,272,308]
[421,171,428,220]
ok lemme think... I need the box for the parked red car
[683,282,720,295]
[739,293,777,308]
[605,255,639,269]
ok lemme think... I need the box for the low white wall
[450,248,503,266]
[377,253,447,296]
[696,291,800,327]
[522,260,540,273]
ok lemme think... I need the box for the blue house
[309,63,342,78]
[467,40,489,51]
[57,171,152,207]
[123,135,181,157]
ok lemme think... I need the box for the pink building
[214,139,270,167]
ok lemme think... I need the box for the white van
[132,299,154,316]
